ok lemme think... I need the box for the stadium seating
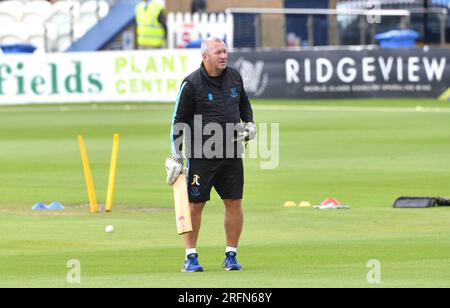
[22,0,54,24]
[0,21,29,44]
[79,0,110,30]
[0,1,23,24]
[0,0,113,53]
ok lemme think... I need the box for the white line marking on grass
[254,105,450,113]
[0,105,172,113]
[1,104,450,114]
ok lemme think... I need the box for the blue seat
[0,43,37,54]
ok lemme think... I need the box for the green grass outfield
[1,99,450,288]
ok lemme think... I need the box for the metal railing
[226,7,448,48]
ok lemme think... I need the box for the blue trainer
[181,253,204,272]
[222,252,242,271]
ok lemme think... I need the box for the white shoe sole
[224,267,242,271]
[181,268,204,273]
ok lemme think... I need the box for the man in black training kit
[166,37,256,272]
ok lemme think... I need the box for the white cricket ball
[105,225,114,233]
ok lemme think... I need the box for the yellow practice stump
[78,135,98,214]
[106,133,120,212]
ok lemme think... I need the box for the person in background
[135,0,167,49]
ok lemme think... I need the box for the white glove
[165,156,184,186]
[244,122,257,141]
[233,122,257,142]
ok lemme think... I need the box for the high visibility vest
[136,1,166,47]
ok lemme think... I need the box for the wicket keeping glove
[165,155,184,186]
[244,122,257,141]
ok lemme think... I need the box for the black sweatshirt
[171,64,254,159]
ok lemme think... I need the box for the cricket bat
[173,174,192,235]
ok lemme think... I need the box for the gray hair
[201,37,227,55]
